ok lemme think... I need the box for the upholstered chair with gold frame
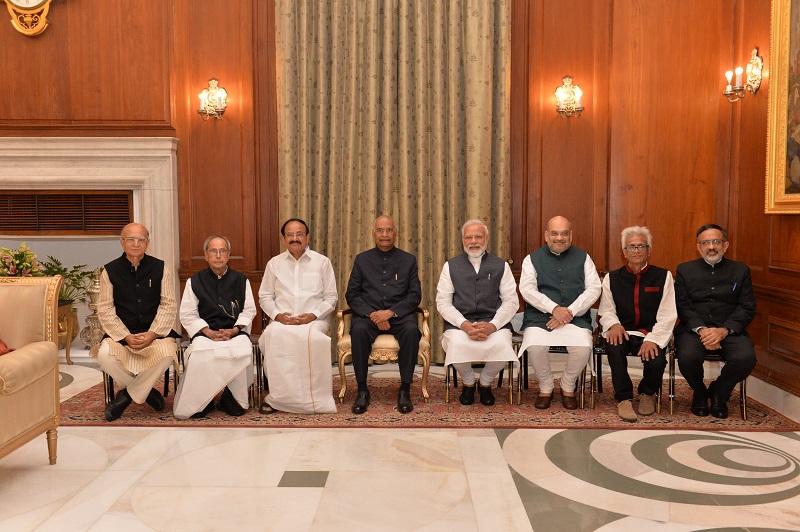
[336,307,431,403]
[0,275,63,465]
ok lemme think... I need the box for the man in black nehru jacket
[345,215,422,415]
[674,223,756,419]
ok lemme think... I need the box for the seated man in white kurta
[436,219,519,406]
[257,218,338,414]
[519,215,602,410]
[174,235,256,419]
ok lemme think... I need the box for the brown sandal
[258,403,279,414]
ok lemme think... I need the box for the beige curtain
[275,0,510,362]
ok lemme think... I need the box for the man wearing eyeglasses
[598,226,677,422]
[257,218,338,414]
[96,223,181,421]
[174,235,257,419]
[519,215,602,410]
[674,224,756,418]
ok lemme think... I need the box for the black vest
[104,253,166,334]
[189,267,248,335]
[443,252,511,331]
[608,264,667,333]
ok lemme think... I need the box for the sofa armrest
[0,342,58,395]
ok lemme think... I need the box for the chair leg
[579,367,586,409]
[508,361,514,404]
[46,428,57,465]
[445,364,451,403]
[741,378,747,420]
[596,349,604,393]
[163,368,170,397]
[497,367,505,388]
[668,349,676,415]
[103,372,115,405]
[338,351,348,403]
[421,352,430,402]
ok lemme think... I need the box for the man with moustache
[173,235,257,419]
[674,224,756,418]
[519,216,602,410]
[598,226,677,422]
[258,218,338,414]
[346,215,422,414]
[96,223,180,422]
[436,219,518,406]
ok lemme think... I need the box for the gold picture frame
[767,0,800,213]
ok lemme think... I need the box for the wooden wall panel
[0,0,172,129]
[608,0,732,273]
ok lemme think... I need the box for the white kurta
[261,322,337,413]
[436,255,519,365]
[258,248,338,413]
[517,252,601,353]
[173,276,257,419]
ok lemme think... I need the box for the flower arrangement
[39,256,95,304]
[0,242,43,277]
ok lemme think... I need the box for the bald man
[95,223,180,422]
[519,216,602,410]
[345,215,422,414]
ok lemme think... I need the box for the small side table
[57,303,74,365]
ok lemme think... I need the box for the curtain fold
[276,0,510,362]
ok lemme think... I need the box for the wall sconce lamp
[554,76,584,118]
[723,48,763,103]
[198,78,228,120]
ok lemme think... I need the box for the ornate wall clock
[4,0,53,37]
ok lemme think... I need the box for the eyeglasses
[698,239,726,247]
[207,249,229,256]
[375,228,395,234]
[284,232,306,239]
[548,231,571,238]
[123,237,148,244]
[624,244,650,251]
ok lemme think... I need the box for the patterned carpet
[59,375,800,431]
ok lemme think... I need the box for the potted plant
[39,256,94,305]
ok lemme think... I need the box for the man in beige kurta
[95,222,178,421]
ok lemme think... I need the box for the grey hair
[620,226,652,250]
[461,219,489,237]
[203,234,231,252]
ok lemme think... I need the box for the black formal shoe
[690,389,710,417]
[459,384,476,405]
[709,381,729,419]
[218,387,246,416]
[351,391,370,414]
[145,388,166,412]
[191,401,215,418]
[397,389,413,413]
[478,384,495,406]
[105,388,132,422]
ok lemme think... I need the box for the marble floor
[2,361,800,531]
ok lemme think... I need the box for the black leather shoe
[397,389,413,413]
[218,387,246,416]
[459,384,476,405]
[105,388,132,422]
[691,389,709,417]
[145,388,166,412]
[351,391,370,414]
[478,384,495,406]
[709,381,729,419]
[191,401,215,418]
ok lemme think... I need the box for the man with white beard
[436,219,519,406]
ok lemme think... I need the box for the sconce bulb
[574,86,583,99]
[735,66,743,75]
[725,71,733,83]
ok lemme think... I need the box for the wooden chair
[668,344,747,419]
[336,307,431,402]
[593,334,663,413]
[101,340,182,405]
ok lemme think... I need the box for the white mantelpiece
[0,137,180,276]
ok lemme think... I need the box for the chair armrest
[337,308,353,339]
[0,341,58,395]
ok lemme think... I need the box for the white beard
[464,245,485,259]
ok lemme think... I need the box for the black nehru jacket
[345,246,421,325]
[443,252,511,331]
[189,267,248,337]
[608,264,668,334]
[104,253,167,335]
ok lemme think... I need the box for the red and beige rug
[59,375,800,431]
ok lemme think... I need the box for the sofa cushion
[0,342,57,395]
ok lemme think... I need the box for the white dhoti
[173,335,253,419]
[442,329,517,386]
[519,324,593,394]
[260,321,337,414]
